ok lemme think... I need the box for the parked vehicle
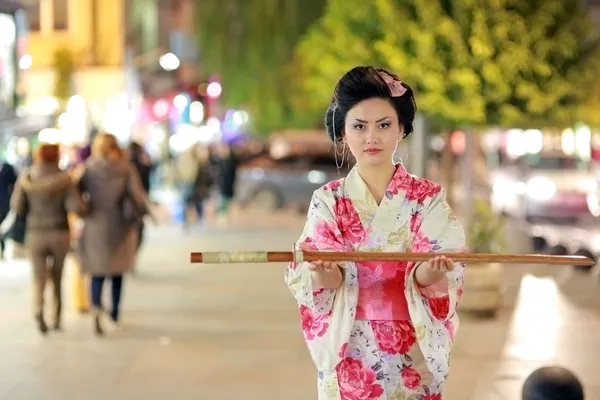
[489,152,597,223]
[235,151,347,212]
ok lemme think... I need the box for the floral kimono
[285,164,465,400]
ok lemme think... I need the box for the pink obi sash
[355,261,410,321]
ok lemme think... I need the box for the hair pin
[378,71,407,97]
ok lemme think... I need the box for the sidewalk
[1,219,599,398]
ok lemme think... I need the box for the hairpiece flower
[378,71,407,97]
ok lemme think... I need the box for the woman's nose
[365,126,378,141]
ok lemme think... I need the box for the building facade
[0,0,51,163]
[22,0,132,144]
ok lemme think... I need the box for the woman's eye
[353,124,365,130]
[379,123,390,129]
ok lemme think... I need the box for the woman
[75,133,147,336]
[285,66,466,399]
[11,144,73,334]
[213,142,238,225]
[128,141,153,249]
[184,145,213,228]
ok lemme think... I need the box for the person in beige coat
[10,144,73,334]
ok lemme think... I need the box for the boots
[93,309,104,336]
[52,302,62,331]
[35,313,48,335]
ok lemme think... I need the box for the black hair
[324,66,417,143]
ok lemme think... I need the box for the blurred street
[1,211,600,399]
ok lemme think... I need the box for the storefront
[0,0,52,165]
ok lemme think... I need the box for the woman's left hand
[415,247,467,287]
[425,255,456,273]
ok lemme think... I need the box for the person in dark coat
[0,160,17,257]
[213,142,238,226]
[128,142,153,248]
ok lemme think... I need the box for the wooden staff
[190,250,595,266]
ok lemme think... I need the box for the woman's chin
[357,155,392,168]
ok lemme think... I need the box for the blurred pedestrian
[183,145,213,230]
[128,141,153,249]
[213,142,238,227]
[73,133,148,336]
[10,143,73,334]
[0,159,17,258]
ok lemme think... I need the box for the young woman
[74,134,147,335]
[11,144,73,334]
[285,66,466,399]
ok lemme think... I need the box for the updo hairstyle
[324,66,417,143]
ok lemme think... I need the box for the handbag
[0,209,26,245]
[118,169,147,227]
[71,166,92,217]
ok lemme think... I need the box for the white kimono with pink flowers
[285,165,465,400]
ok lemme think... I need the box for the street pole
[410,114,428,178]
[462,129,475,224]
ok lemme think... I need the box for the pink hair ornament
[378,71,407,97]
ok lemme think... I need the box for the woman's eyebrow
[354,117,392,123]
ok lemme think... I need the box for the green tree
[52,47,76,112]
[195,0,326,135]
[297,0,600,199]
[300,0,600,127]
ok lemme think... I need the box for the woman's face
[343,98,402,168]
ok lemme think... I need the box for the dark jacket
[0,162,17,220]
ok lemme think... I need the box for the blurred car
[489,152,597,222]
[235,152,347,212]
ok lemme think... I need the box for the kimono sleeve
[284,188,341,315]
[409,189,466,321]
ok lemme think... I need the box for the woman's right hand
[300,243,343,289]
[307,259,340,273]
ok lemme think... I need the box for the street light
[159,53,180,71]
[206,82,222,98]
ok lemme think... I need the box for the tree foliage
[52,47,76,112]
[297,0,600,129]
[195,0,326,134]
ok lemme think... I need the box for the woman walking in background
[184,145,213,229]
[74,133,147,336]
[11,144,73,334]
[213,142,238,226]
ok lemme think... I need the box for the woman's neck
[357,162,396,204]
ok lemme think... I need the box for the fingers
[307,260,338,273]
[428,256,456,272]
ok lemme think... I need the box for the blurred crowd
[0,133,239,337]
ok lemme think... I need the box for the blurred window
[52,0,68,31]
[25,3,40,31]
[519,154,589,171]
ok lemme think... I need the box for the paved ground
[1,211,600,399]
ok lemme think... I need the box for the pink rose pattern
[333,196,365,245]
[300,304,331,340]
[336,357,385,400]
[293,166,452,398]
[337,320,443,398]
[385,166,441,204]
[371,321,416,355]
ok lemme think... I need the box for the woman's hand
[300,243,344,290]
[307,259,339,273]
[415,247,467,287]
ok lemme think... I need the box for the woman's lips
[364,149,382,154]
